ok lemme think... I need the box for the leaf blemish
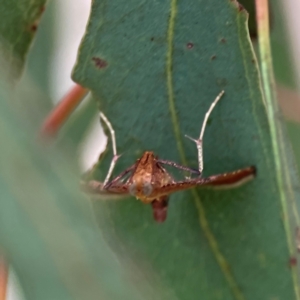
[186,42,194,49]
[30,24,38,32]
[29,5,46,33]
[230,0,245,12]
[289,256,297,267]
[220,38,226,44]
[92,57,108,69]
[40,5,46,13]
[237,3,245,12]
[211,55,216,61]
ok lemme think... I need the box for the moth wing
[202,166,256,189]
[150,178,210,198]
[150,166,255,198]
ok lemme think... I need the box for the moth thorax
[128,182,153,197]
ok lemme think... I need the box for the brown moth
[82,91,256,222]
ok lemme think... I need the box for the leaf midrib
[165,1,245,299]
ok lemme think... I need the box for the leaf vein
[166,2,245,299]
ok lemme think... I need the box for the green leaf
[236,0,257,38]
[0,0,47,78]
[73,1,300,299]
[21,0,56,97]
[0,80,171,300]
[269,0,297,88]
[0,2,173,297]
[286,121,300,171]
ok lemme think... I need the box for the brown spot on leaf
[186,42,194,49]
[220,38,226,44]
[30,24,38,32]
[92,57,108,69]
[29,5,46,33]
[210,55,216,61]
[289,256,297,267]
[40,5,46,13]
[230,0,245,12]
[237,3,245,12]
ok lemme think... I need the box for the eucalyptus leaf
[286,121,300,171]
[0,82,169,300]
[0,0,47,79]
[73,1,300,299]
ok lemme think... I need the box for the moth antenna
[185,90,225,174]
[100,112,120,186]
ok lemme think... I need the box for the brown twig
[0,257,8,300]
[40,84,88,138]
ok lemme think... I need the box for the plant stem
[256,0,300,298]
[40,84,88,137]
[0,257,8,300]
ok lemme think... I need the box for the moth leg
[185,90,224,174]
[104,164,136,189]
[100,112,121,186]
[157,159,200,176]
[82,163,136,196]
[81,164,135,197]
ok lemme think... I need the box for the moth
[82,91,256,222]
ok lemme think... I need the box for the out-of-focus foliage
[0,0,47,79]
[0,1,172,299]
